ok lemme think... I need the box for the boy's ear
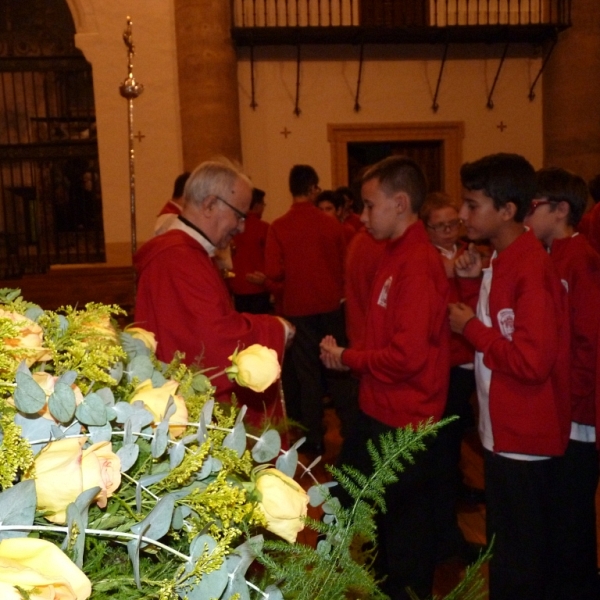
[393,191,410,214]
[500,201,518,221]
[556,200,570,219]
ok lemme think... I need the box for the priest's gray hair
[183,158,252,207]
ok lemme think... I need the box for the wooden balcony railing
[231,0,572,45]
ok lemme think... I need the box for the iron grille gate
[0,0,105,278]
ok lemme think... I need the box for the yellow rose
[0,538,91,600]
[130,379,188,438]
[80,314,119,345]
[226,344,281,393]
[255,468,309,543]
[29,438,121,524]
[0,309,52,365]
[125,326,158,353]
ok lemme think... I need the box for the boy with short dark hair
[524,166,600,599]
[320,156,451,600]
[448,153,570,600]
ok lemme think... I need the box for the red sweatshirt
[462,230,571,455]
[342,220,451,429]
[134,230,286,405]
[550,234,600,426]
[265,201,346,317]
[229,213,270,296]
[344,229,386,349]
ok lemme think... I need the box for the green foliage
[255,419,457,600]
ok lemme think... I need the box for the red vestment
[134,228,287,427]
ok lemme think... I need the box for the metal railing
[232,0,571,29]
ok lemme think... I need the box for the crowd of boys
[138,154,600,600]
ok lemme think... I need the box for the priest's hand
[246,271,266,286]
[319,335,349,371]
[276,317,295,347]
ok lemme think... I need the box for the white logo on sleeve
[377,276,393,308]
[561,279,569,293]
[497,308,515,341]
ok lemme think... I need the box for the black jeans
[337,411,438,600]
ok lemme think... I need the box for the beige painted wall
[238,45,544,222]
[67,0,183,266]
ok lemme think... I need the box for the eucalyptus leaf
[57,314,69,334]
[196,456,213,480]
[48,382,77,423]
[14,414,53,454]
[127,528,147,589]
[75,393,108,426]
[123,417,133,445]
[169,441,186,469]
[151,420,169,458]
[223,422,246,458]
[307,482,338,508]
[201,398,214,424]
[151,370,166,387]
[14,371,46,413]
[88,422,113,444]
[323,513,336,525]
[191,373,212,393]
[317,539,332,556]
[196,411,208,444]
[184,560,228,600]
[113,401,133,424]
[0,480,36,540]
[230,535,263,577]
[49,424,66,440]
[96,387,115,406]
[130,494,175,545]
[117,443,139,473]
[234,404,248,425]
[24,305,43,322]
[57,370,77,387]
[265,585,285,600]
[127,355,154,383]
[128,404,155,433]
[109,361,124,384]
[322,496,341,515]
[222,566,251,600]
[189,533,217,562]
[251,429,281,463]
[275,449,298,478]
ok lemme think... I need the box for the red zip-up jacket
[342,220,451,428]
[550,234,600,426]
[462,230,571,455]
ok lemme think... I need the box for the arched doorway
[0,0,104,277]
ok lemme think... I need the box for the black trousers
[548,439,599,600]
[484,450,563,600]
[433,366,475,559]
[283,307,356,446]
[337,412,438,600]
[233,292,271,315]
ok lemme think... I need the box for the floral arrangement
[0,288,487,600]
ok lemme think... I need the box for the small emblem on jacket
[561,278,569,293]
[497,308,515,341]
[377,276,392,308]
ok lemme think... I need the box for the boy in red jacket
[449,154,570,600]
[524,167,600,599]
[320,156,451,600]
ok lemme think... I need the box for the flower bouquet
[0,288,487,600]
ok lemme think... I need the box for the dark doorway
[0,0,105,278]
[347,140,443,196]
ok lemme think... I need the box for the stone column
[174,1,242,170]
[543,0,600,181]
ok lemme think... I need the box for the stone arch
[64,0,98,34]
